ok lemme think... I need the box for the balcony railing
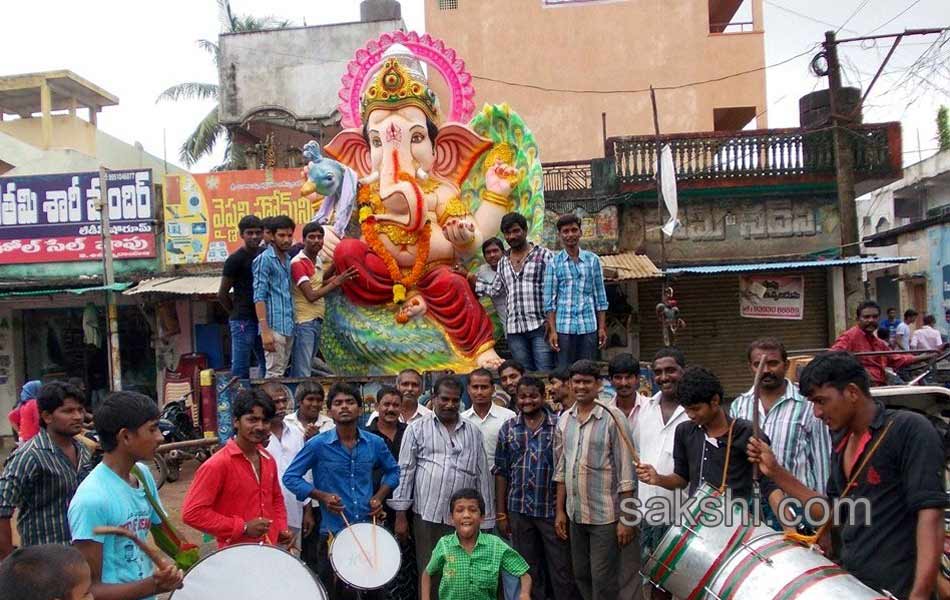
[542,160,593,195]
[606,122,902,191]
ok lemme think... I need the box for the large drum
[330,522,401,590]
[170,543,328,599]
[643,483,773,599]
[707,532,890,600]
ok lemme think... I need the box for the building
[425,0,768,161]
[0,71,185,432]
[864,149,950,331]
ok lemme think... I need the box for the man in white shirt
[365,369,433,426]
[912,314,946,351]
[261,382,308,548]
[633,347,690,600]
[895,308,918,351]
[284,381,334,439]
[461,368,515,465]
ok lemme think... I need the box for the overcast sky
[1,0,947,174]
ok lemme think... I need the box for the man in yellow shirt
[289,223,356,378]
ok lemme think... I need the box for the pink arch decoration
[337,30,476,129]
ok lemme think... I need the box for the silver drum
[706,531,890,600]
[643,483,773,599]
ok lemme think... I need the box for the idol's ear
[323,130,372,179]
[432,123,493,187]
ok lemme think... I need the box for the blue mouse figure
[300,141,357,238]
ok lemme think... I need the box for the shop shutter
[638,269,828,398]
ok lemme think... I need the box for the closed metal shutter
[638,269,828,398]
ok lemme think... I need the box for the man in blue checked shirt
[253,214,296,378]
[543,214,609,370]
[494,376,580,600]
[283,382,399,600]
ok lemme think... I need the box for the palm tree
[157,0,292,169]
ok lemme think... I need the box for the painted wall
[619,195,839,261]
[0,115,97,154]
[426,0,767,161]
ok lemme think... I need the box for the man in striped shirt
[0,381,91,558]
[729,338,831,499]
[554,360,641,600]
[389,375,496,598]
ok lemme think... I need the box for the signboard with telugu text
[739,274,804,320]
[163,170,319,265]
[0,169,155,264]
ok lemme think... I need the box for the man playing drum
[283,382,400,600]
[182,389,292,549]
[636,367,783,514]
[748,351,946,600]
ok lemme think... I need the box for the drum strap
[718,419,737,494]
[784,419,894,547]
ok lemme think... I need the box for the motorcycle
[156,394,214,484]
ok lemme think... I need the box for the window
[709,0,755,34]
[438,0,458,9]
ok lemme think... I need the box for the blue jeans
[229,319,264,379]
[556,331,599,370]
[290,318,323,378]
[507,326,556,372]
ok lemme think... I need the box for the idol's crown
[361,58,440,123]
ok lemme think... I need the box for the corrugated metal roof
[124,276,221,296]
[664,255,916,275]
[599,252,662,280]
[0,282,130,299]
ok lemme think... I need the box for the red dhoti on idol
[333,238,495,356]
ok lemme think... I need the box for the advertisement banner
[164,170,317,265]
[0,169,155,264]
[739,274,804,320]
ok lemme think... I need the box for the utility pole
[98,167,122,391]
[650,86,672,346]
[821,28,944,327]
[823,30,863,327]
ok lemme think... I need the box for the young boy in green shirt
[422,488,531,600]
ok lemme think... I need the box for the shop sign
[0,169,155,264]
[164,170,317,265]
[739,274,804,320]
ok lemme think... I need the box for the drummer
[181,389,292,548]
[747,351,945,600]
[283,382,400,600]
[636,367,783,514]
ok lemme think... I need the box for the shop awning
[663,255,916,276]
[599,252,662,281]
[0,282,130,298]
[124,276,221,296]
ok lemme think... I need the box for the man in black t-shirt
[218,215,264,378]
[749,351,946,600]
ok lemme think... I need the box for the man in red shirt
[182,389,291,548]
[831,300,932,386]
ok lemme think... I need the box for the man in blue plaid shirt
[543,214,609,370]
[494,376,579,600]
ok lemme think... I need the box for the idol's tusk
[360,172,380,185]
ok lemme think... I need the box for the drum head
[170,543,327,600]
[329,523,401,590]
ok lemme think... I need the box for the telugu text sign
[739,274,804,320]
[0,169,155,264]
[164,170,317,265]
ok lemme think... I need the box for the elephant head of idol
[324,48,492,233]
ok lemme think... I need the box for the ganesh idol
[306,32,544,374]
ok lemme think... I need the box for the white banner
[739,275,804,320]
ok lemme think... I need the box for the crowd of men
[2,329,948,600]
[1,211,949,600]
[219,210,609,380]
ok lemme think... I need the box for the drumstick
[339,511,374,569]
[372,513,378,569]
[593,400,640,466]
[93,526,171,569]
[750,359,766,483]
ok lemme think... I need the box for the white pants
[264,332,293,378]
